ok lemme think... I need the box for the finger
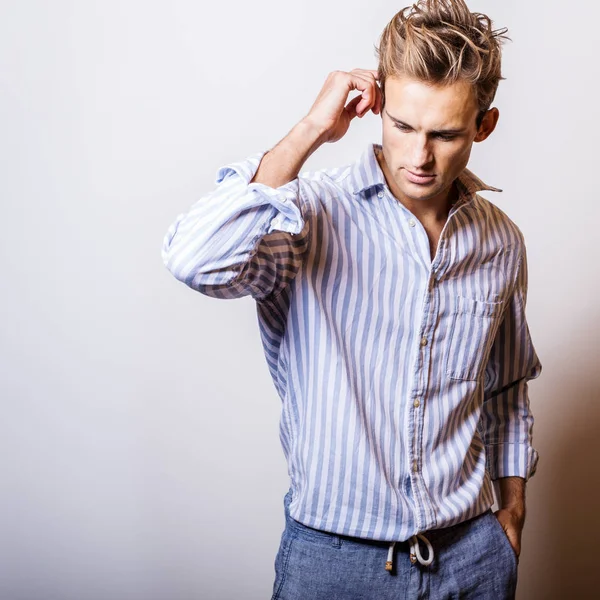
[349,73,381,116]
[359,82,381,116]
[351,67,380,80]
[351,70,382,115]
[372,83,382,115]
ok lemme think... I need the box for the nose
[410,135,434,170]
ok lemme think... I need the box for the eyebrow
[385,111,466,135]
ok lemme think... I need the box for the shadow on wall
[517,358,600,599]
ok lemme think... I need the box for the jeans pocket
[283,488,342,547]
[445,295,504,381]
[271,529,294,600]
[287,515,343,547]
[488,510,519,571]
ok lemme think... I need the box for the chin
[400,183,442,202]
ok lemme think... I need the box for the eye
[434,133,456,142]
[393,123,411,132]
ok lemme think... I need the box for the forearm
[495,476,526,518]
[250,119,325,188]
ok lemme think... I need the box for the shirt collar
[346,142,502,203]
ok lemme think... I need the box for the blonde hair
[375,0,510,127]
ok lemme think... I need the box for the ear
[474,107,499,142]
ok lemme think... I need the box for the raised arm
[161,69,382,302]
[161,120,322,301]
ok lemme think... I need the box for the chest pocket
[445,295,504,381]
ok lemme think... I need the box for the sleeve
[479,243,543,481]
[161,150,311,302]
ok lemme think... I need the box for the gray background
[1,1,598,598]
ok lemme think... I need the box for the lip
[404,169,436,185]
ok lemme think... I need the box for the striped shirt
[161,141,542,542]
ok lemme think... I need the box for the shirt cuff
[485,443,539,481]
[215,151,305,236]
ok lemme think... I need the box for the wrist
[296,117,329,147]
[496,476,526,521]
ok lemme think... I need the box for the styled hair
[375,0,510,128]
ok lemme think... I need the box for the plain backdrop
[1,1,599,598]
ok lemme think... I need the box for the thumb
[344,94,364,120]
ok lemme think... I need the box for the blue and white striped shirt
[162,142,542,541]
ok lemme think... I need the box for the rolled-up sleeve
[161,150,311,301]
[479,243,543,481]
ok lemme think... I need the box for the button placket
[407,269,443,530]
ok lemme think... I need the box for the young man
[162,1,542,597]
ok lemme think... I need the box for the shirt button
[412,460,419,472]
[413,399,421,408]
[377,190,384,198]
[420,337,428,346]
[408,219,416,227]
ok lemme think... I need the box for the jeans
[271,488,518,600]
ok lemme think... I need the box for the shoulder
[472,194,526,253]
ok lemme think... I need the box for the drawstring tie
[385,534,434,571]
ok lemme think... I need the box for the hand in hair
[302,69,382,145]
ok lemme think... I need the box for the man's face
[379,74,492,206]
